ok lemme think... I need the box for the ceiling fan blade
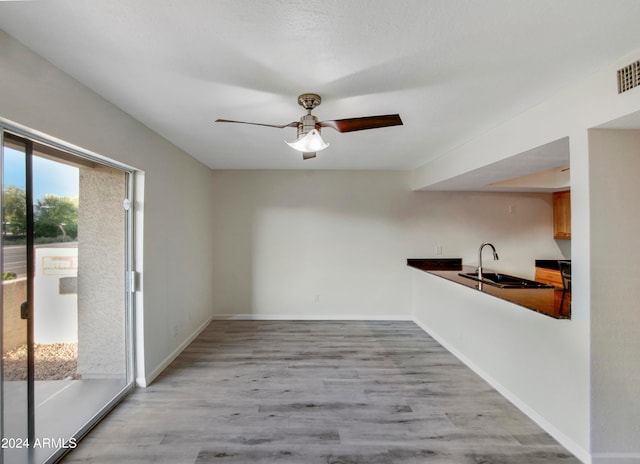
[319,114,402,133]
[215,119,298,129]
[302,152,316,160]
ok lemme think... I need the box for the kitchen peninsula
[408,258,570,319]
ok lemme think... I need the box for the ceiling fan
[216,93,403,160]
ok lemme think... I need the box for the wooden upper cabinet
[553,190,571,239]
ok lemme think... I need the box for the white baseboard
[411,317,592,464]
[591,453,640,464]
[211,313,413,321]
[136,316,213,388]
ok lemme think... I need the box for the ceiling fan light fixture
[285,129,329,153]
[217,93,402,160]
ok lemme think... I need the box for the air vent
[617,60,640,94]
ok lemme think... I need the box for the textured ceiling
[1,0,640,171]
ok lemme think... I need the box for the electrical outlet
[436,245,443,255]
[314,294,320,303]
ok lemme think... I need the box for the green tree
[34,194,78,241]
[3,185,27,236]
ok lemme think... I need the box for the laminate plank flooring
[60,320,580,463]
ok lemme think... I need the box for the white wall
[210,170,562,319]
[34,247,78,344]
[0,30,215,386]
[404,190,564,278]
[588,129,640,463]
[210,170,412,319]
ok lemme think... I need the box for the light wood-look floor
[60,320,580,463]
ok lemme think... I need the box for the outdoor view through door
[1,130,134,464]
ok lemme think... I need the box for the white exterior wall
[33,247,78,344]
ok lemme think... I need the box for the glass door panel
[1,134,31,463]
[2,129,134,463]
[33,157,131,463]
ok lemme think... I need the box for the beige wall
[2,278,27,353]
[77,165,126,378]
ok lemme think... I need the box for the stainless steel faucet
[477,242,499,281]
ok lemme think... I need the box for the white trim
[0,116,137,172]
[136,316,212,388]
[411,317,592,464]
[210,313,413,321]
[590,453,640,464]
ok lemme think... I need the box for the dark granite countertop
[408,258,570,319]
[535,259,571,271]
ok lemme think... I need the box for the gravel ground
[2,343,78,381]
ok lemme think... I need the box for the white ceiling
[1,0,640,171]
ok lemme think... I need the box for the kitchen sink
[459,272,553,289]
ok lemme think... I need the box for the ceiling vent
[617,60,640,94]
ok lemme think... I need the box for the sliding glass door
[1,129,135,463]
[1,132,32,463]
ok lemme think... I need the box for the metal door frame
[0,120,137,463]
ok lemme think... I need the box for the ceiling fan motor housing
[298,93,321,110]
[296,93,322,139]
[297,113,319,139]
